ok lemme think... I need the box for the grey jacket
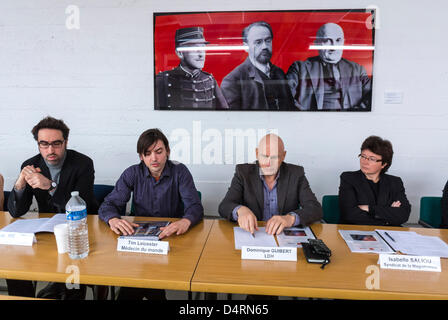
[219,162,322,226]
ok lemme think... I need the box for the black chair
[3,191,10,211]
[93,184,114,208]
[94,184,126,216]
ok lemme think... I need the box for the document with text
[276,226,315,247]
[376,229,448,258]
[339,230,394,254]
[0,214,67,234]
[233,227,278,250]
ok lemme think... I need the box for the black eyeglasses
[358,154,382,163]
[38,140,64,149]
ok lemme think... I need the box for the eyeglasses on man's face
[358,154,382,163]
[38,140,64,149]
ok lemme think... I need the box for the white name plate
[117,238,169,255]
[241,246,297,261]
[0,232,36,246]
[379,254,441,272]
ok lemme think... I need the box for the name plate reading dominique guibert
[117,238,169,255]
[0,232,36,246]
[241,246,297,261]
[379,254,441,272]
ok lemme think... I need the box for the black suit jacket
[220,58,295,110]
[218,162,322,226]
[338,170,411,226]
[286,56,372,111]
[8,149,98,217]
[441,180,448,228]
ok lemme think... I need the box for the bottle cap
[71,191,79,196]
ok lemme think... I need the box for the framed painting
[154,9,375,111]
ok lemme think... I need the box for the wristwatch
[48,181,57,192]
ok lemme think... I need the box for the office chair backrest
[93,184,114,207]
[3,191,10,212]
[419,196,442,228]
[322,195,340,224]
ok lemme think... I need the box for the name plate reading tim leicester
[241,246,297,261]
[117,238,169,255]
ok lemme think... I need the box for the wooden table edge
[187,218,216,292]
[0,216,217,292]
[190,281,448,300]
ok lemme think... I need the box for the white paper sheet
[339,230,394,254]
[276,226,315,247]
[376,229,448,258]
[233,227,278,250]
[1,214,67,234]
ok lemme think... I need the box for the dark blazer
[286,56,372,111]
[441,180,448,228]
[8,150,98,217]
[338,170,411,226]
[220,58,295,110]
[218,162,322,226]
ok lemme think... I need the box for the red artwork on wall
[154,9,375,111]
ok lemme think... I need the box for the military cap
[175,27,209,48]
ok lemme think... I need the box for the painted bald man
[286,23,372,111]
[219,134,322,235]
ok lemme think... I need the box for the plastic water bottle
[66,191,89,259]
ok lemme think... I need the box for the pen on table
[251,232,255,238]
[385,232,395,242]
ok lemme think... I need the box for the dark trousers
[36,282,87,300]
[6,279,35,298]
[117,287,166,300]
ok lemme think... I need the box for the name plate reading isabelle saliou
[241,246,297,261]
[379,254,441,272]
[0,232,36,246]
[117,238,169,255]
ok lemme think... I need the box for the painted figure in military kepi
[155,27,229,110]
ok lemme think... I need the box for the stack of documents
[339,229,448,258]
[276,226,315,247]
[339,230,394,254]
[375,229,448,258]
[0,214,67,234]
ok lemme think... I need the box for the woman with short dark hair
[338,136,411,226]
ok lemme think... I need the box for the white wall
[1,0,447,222]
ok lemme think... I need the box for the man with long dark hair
[99,128,203,300]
